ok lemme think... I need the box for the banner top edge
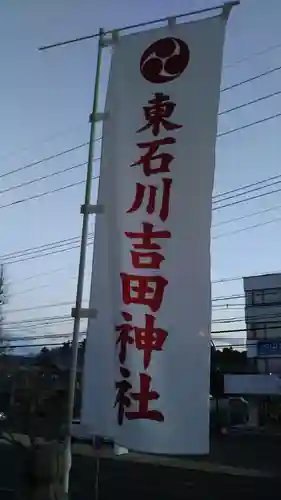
[111,1,239,36]
[38,1,239,52]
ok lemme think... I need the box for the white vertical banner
[82,12,228,454]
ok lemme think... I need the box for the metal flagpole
[62,27,104,494]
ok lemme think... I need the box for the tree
[211,346,248,373]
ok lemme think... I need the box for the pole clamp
[102,30,119,47]
[168,17,176,28]
[71,307,97,319]
[80,204,104,215]
[222,1,238,20]
[89,111,109,123]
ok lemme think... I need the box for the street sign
[257,340,281,357]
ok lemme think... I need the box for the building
[244,273,281,374]
[222,273,281,427]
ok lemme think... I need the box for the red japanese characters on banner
[127,178,172,222]
[114,366,164,426]
[116,312,168,369]
[126,224,167,267]
[115,91,182,426]
[137,93,182,136]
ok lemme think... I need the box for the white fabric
[82,14,227,454]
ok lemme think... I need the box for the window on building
[248,323,257,339]
[252,290,264,305]
[249,288,281,306]
[265,322,281,338]
[248,323,266,339]
[263,288,281,305]
[245,291,254,306]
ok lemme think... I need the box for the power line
[1,329,244,343]
[0,338,241,349]
[221,64,281,92]
[3,331,241,342]
[3,300,252,317]
[11,283,65,298]
[4,253,275,290]
[5,243,92,266]
[213,183,281,211]
[4,239,94,265]
[10,272,90,298]
[212,324,281,335]
[5,317,277,340]
[4,320,76,332]
[0,142,90,181]
[0,341,70,349]
[1,314,71,327]
[1,314,86,329]
[4,301,75,315]
[213,203,281,227]
[4,322,74,333]
[0,224,270,290]
[1,236,80,259]
[6,302,281,329]
[217,111,281,138]
[3,317,73,327]
[5,86,272,184]
[0,234,94,260]
[8,264,76,287]
[0,176,99,212]
[0,90,277,199]
[213,312,281,324]
[213,306,246,310]
[10,275,90,298]
[6,96,278,202]
[212,275,245,284]
[3,331,86,342]
[218,89,281,116]
[213,172,281,202]
[0,123,87,164]
[0,152,101,197]
[213,214,281,239]
[213,310,281,321]
[0,341,246,350]
[224,40,281,69]
[212,293,244,302]
[213,178,281,206]
[5,299,251,318]
[11,273,89,297]
[214,344,245,349]
[0,113,280,214]
[213,302,244,307]
[2,152,279,217]
[0,60,276,188]
[0,42,278,205]
[4,250,274,291]
[0,161,87,196]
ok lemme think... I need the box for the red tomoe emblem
[140,37,190,84]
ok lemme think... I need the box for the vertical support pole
[62,28,104,494]
[0,264,4,351]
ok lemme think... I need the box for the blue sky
[0,0,281,350]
